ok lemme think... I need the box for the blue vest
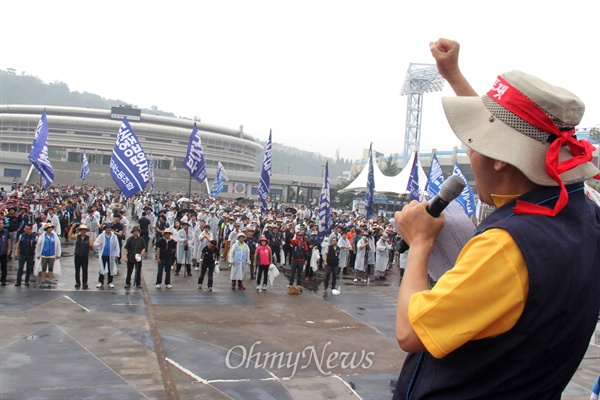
[394,184,600,400]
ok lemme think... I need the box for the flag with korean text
[80,150,90,181]
[453,162,476,216]
[149,151,155,193]
[210,162,229,197]
[407,151,421,201]
[183,123,208,184]
[210,168,223,198]
[317,161,331,244]
[258,130,272,214]
[218,161,229,182]
[28,109,54,189]
[110,117,148,199]
[364,143,375,219]
[426,153,443,198]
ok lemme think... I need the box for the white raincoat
[338,237,351,270]
[375,238,391,273]
[228,240,250,281]
[93,231,120,275]
[176,228,195,265]
[194,230,213,261]
[354,236,369,272]
[34,231,62,276]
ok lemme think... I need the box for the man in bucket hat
[393,38,600,399]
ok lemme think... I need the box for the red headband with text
[487,76,598,216]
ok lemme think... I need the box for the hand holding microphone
[396,175,466,253]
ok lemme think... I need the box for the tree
[334,169,361,207]
[381,154,400,176]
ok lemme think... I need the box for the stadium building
[0,104,324,201]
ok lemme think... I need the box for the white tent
[383,151,428,195]
[338,155,389,194]
[340,151,428,196]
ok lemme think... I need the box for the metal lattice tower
[400,63,444,166]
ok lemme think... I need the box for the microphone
[397,175,466,253]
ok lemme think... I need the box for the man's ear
[493,160,509,172]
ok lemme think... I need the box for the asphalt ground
[1,238,598,399]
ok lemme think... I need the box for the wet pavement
[0,239,598,399]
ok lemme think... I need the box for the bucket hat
[443,70,599,216]
[442,70,598,187]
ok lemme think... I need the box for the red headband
[487,76,598,216]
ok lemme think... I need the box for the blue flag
[149,151,155,194]
[453,162,476,216]
[110,117,148,199]
[426,153,443,198]
[183,123,207,183]
[407,151,421,201]
[218,161,229,182]
[209,162,228,198]
[80,150,90,181]
[364,143,375,219]
[29,109,54,189]
[317,161,331,244]
[210,168,223,198]
[258,130,272,214]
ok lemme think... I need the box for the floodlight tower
[400,63,444,167]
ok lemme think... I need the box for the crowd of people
[0,183,403,293]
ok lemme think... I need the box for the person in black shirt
[69,223,93,289]
[198,240,219,291]
[110,215,125,264]
[245,227,258,280]
[270,226,283,266]
[154,215,168,249]
[155,228,176,289]
[138,212,151,251]
[15,223,37,286]
[324,237,340,293]
[124,226,147,289]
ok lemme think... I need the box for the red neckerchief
[487,76,599,216]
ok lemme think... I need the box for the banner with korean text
[29,109,54,189]
[110,117,148,199]
[258,130,272,214]
[183,123,208,184]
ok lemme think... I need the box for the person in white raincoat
[375,235,391,280]
[175,221,195,276]
[34,222,62,288]
[365,231,375,279]
[229,232,250,290]
[93,223,120,288]
[338,231,352,275]
[354,230,369,282]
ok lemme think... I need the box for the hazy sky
[1,0,599,160]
